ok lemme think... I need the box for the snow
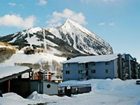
[27,27,42,34]
[58,80,91,87]
[62,19,111,48]
[0,93,37,105]
[0,45,6,48]
[26,34,43,46]
[0,79,140,105]
[9,34,18,43]
[0,64,29,79]
[47,39,58,47]
[5,51,66,65]
[28,79,140,105]
[64,54,118,64]
[48,28,62,39]
[47,47,62,55]
[58,19,112,55]
[64,19,93,37]
[9,37,17,43]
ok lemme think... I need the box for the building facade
[30,80,58,95]
[63,54,139,81]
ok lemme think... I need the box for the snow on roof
[63,54,118,64]
[58,80,91,87]
[0,64,29,79]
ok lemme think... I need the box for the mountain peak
[63,18,83,28]
[27,27,42,34]
[61,18,94,38]
[65,18,77,25]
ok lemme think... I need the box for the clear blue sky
[0,0,140,61]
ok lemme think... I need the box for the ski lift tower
[27,28,32,48]
[42,28,47,52]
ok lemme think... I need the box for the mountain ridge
[0,19,113,58]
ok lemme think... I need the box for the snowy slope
[49,19,113,55]
[5,51,66,65]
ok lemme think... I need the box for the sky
[0,0,140,62]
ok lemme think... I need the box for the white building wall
[43,82,58,95]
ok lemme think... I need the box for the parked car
[136,80,140,85]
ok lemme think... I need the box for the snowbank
[27,79,140,105]
[1,79,140,105]
[0,93,36,105]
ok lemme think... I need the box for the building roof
[58,80,91,87]
[63,54,118,64]
[0,64,30,83]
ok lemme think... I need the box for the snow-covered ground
[4,51,66,65]
[0,79,140,105]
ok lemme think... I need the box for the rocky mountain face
[0,19,113,58]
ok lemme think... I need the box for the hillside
[0,42,16,63]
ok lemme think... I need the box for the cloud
[47,8,87,27]
[38,0,47,5]
[0,14,36,29]
[98,22,115,26]
[8,2,16,6]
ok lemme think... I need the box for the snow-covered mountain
[0,19,113,58]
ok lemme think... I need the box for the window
[78,70,82,74]
[85,63,88,68]
[91,69,96,73]
[105,62,109,65]
[47,84,51,88]
[66,70,70,74]
[105,69,109,74]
